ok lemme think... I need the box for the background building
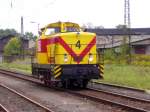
[88,28,150,55]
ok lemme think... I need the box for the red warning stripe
[79,38,96,59]
[38,36,96,63]
[57,38,77,58]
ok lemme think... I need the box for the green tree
[24,32,37,41]
[116,24,127,29]
[0,29,18,38]
[4,37,21,56]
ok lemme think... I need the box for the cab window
[65,27,79,32]
[45,27,60,35]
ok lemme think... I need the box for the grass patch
[97,64,150,90]
[0,59,31,74]
[0,59,150,90]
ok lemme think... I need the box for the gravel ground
[0,74,127,112]
[88,83,150,100]
[0,86,45,112]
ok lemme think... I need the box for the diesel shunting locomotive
[32,22,104,88]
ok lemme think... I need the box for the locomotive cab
[32,22,104,88]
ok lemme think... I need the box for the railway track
[88,88,150,111]
[0,68,150,112]
[0,68,40,83]
[90,81,146,92]
[0,83,54,112]
[89,81,150,102]
[0,68,146,92]
[0,104,9,112]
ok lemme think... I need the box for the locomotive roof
[41,22,80,31]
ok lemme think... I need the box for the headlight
[64,54,68,62]
[89,53,93,62]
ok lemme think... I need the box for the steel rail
[0,68,40,83]
[0,104,9,112]
[87,88,150,111]
[65,89,148,112]
[0,68,146,92]
[0,68,149,112]
[0,83,54,112]
[88,87,150,103]
[0,68,37,79]
[90,81,145,92]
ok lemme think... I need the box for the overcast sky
[0,0,150,35]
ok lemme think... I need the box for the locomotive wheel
[82,79,88,88]
[44,80,49,86]
[61,80,73,88]
[72,79,88,88]
[61,79,88,88]
[43,70,51,86]
[61,81,66,88]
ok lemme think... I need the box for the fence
[0,55,33,74]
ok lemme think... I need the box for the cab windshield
[65,26,80,32]
[45,27,60,35]
[44,25,80,35]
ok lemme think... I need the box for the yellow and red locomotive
[32,22,103,88]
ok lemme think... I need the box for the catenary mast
[124,0,131,63]
[124,0,130,28]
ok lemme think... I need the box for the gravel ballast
[0,74,127,112]
[0,86,46,112]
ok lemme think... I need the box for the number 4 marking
[76,40,81,49]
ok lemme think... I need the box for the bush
[4,37,21,56]
[104,49,150,66]
[104,47,129,64]
[131,54,150,66]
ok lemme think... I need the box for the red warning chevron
[39,36,96,63]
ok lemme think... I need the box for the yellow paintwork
[37,52,48,64]
[36,22,98,65]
